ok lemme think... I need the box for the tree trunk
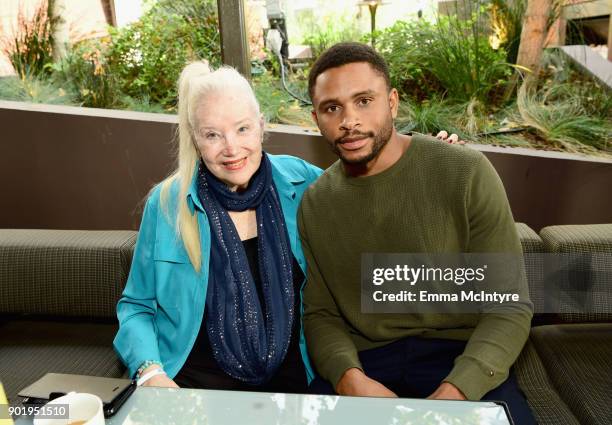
[51,0,69,62]
[516,0,552,77]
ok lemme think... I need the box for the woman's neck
[228,209,258,240]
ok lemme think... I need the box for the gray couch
[0,229,135,406]
[514,224,612,425]
[1,225,611,424]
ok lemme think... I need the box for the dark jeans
[309,337,536,425]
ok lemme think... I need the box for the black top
[174,237,308,393]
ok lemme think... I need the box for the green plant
[545,81,612,121]
[51,39,123,108]
[376,2,512,104]
[252,72,312,127]
[120,94,169,114]
[515,83,611,154]
[105,0,221,110]
[300,9,364,58]
[396,98,463,136]
[539,50,612,121]
[375,20,443,102]
[1,0,59,78]
[397,97,503,143]
[0,73,75,105]
[483,132,533,148]
[489,0,526,64]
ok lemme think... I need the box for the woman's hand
[435,130,466,145]
[138,365,180,388]
[141,373,180,388]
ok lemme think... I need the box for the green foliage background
[375,10,511,103]
[0,0,609,155]
[105,0,220,109]
[2,0,221,111]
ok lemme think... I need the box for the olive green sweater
[298,134,533,400]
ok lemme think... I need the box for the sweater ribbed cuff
[444,357,507,401]
[323,353,363,391]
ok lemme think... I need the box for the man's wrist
[440,381,466,399]
[326,354,364,391]
[336,368,365,394]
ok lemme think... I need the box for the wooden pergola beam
[100,0,117,27]
[217,0,251,79]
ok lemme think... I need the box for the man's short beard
[332,118,394,165]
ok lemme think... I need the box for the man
[298,42,535,423]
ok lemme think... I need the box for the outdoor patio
[0,1,611,425]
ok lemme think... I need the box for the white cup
[33,392,105,425]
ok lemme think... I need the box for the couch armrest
[0,229,136,319]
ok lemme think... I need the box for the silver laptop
[18,373,132,404]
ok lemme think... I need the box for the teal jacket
[113,154,322,381]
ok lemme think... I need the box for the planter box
[1,101,611,231]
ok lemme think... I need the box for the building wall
[0,0,108,76]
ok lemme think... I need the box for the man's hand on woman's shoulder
[435,130,466,145]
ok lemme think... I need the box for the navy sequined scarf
[197,153,294,384]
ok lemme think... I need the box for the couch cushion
[539,225,612,323]
[515,223,544,253]
[540,224,612,253]
[530,323,612,425]
[0,229,136,318]
[515,340,580,425]
[0,318,125,406]
[514,223,551,321]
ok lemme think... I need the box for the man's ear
[389,88,399,119]
[311,109,319,127]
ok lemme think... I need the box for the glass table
[15,386,512,424]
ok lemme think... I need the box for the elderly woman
[113,61,321,392]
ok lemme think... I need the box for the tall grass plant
[515,84,611,154]
[0,0,58,78]
[0,73,74,105]
[376,1,512,104]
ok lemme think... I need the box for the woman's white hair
[159,61,261,272]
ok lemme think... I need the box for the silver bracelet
[136,368,166,386]
[136,360,163,379]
